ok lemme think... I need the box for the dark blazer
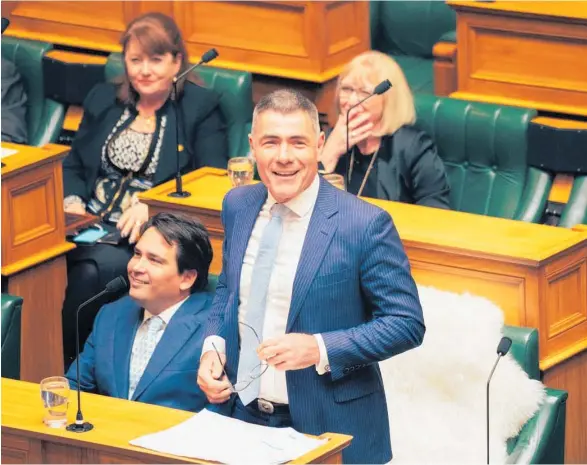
[337,126,451,209]
[63,81,228,201]
[66,292,212,412]
[206,178,425,464]
[1,57,27,144]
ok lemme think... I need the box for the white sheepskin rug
[380,285,546,464]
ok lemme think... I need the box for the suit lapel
[286,179,339,332]
[131,295,206,401]
[229,184,267,293]
[153,102,190,185]
[113,302,142,399]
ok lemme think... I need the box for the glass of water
[227,157,255,188]
[40,376,70,428]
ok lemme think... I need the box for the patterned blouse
[64,109,167,225]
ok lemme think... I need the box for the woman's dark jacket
[335,125,451,209]
[63,81,228,201]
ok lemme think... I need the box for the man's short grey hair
[251,89,320,137]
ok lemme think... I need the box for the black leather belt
[252,398,290,415]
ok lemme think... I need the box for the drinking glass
[323,173,346,190]
[40,376,70,428]
[227,157,255,188]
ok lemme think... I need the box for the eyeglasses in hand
[212,321,269,393]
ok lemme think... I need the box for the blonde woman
[319,51,450,208]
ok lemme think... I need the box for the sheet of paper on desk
[1,147,18,159]
[130,408,327,464]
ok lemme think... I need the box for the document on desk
[1,147,19,159]
[130,409,327,464]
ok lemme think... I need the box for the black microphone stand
[344,79,392,188]
[168,79,189,198]
[66,277,127,433]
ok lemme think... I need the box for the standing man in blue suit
[197,89,425,463]
[67,212,213,412]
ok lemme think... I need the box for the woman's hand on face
[320,109,374,172]
[117,202,149,244]
[64,202,87,215]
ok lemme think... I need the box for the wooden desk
[141,168,587,462]
[1,378,351,464]
[448,1,587,117]
[1,143,74,383]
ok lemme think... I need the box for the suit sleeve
[62,85,101,200]
[190,94,229,170]
[407,132,451,209]
[1,59,28,144]
[321,210,426,381]
[65,305,104,393]
[204,193,231,339]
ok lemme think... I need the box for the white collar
[266,173,320,218]
[143,296,188,326]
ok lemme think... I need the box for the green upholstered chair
[1,36,66,146]
[370,0,456,94]
[1,294,23,380]
[105,53,253,159]
[206,274,219,294]
[558,175,587,228]
[503,325,567,464]
[413,95,552,222]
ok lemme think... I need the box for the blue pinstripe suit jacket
[207,177,425,464]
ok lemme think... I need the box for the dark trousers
[231,396,293,428]
[62,242,132,371]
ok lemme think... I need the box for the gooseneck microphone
[168,48,219,199]
[344,79,392,187]
[66,276,128,433]
[486,336,512,463]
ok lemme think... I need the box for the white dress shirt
[203,174,330,404]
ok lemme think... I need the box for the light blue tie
[128,316,165,400]
[237,203,288,405]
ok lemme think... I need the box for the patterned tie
[128,316,165,400]
[237,203,288,405]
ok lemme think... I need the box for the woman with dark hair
[61,12,228,369]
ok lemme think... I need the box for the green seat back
[1,36,65,146]
[105,53,252,159]
[370,0,455,94]
[559,175,587,228]
[1,294,23,380]
[414,95,552,222]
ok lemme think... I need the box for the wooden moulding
[433,41,458,96]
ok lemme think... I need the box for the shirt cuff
[314,334,330,375]
[201,335,226,360]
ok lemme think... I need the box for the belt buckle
[257,398,274,414]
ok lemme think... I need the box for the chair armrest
[514,167,553,223]
[506,388,568,464]
[439,30,457,43]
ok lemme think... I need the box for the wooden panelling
[3,1,369,83]
[433,41,458,96]
[543,350,587,464]
[449,1,587,117]
[1,144,73,382]
[1,433,42,464]
[1,378,351,464]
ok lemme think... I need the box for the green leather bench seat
[1,294,23,380]
[559,175,587,228]
[414,95,552,222]
[370,0,456,94]
[105,53,253,159]
[1,36,66,146]
[503,325,568,463]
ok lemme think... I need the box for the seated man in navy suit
[66,212,213,412]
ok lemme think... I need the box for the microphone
[486,336,512,463]
[66,276,128,433]
[345,79,392,187]
[168,48,219,199]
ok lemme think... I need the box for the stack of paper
[130,409,327,464]
[1,147,18,159]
